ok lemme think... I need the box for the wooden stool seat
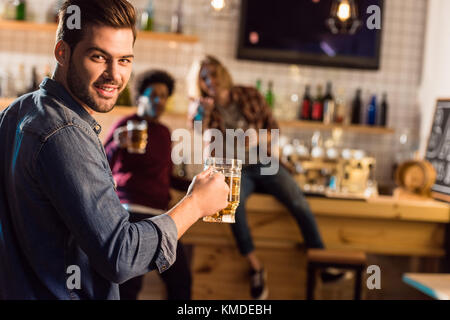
[307,249,367,265]
[306,249,367,300]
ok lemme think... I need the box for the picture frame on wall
[425,99,450,203]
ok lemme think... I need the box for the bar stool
[306,249,367,300]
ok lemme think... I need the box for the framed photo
[425,99,450,203]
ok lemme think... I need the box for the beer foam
[221,215,235,223]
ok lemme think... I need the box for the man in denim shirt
[0,0,229,300]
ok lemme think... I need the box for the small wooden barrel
[395,160,437,196]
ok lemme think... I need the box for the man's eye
[91,55,106,62]
[119,59,132,65]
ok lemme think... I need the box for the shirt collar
[39,77,102,135]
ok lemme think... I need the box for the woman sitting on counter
[188,55,348,300]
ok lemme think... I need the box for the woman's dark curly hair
[134,70,175,103]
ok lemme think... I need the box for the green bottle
[140,0,154,31]
[265,81,275,109]
[255,79,262,93]
[15,0,26,21]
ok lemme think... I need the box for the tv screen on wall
[237,0,383,70]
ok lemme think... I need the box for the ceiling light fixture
[327,0,361,34]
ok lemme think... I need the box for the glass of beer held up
[126,120,148,154]
[203,158,242,223]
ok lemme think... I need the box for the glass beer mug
[203,158,242,223]
[126,120,148,154]
[113,120,148,154]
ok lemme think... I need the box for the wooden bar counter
[171,190,450,258]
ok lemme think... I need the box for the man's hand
[167,167,230,239]
[188,167,229,218]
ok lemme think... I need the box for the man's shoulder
[8,91,92,141]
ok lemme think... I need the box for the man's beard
[66,60,121,113]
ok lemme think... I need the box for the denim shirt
[0,78,178,300]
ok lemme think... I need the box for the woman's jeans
[230,164,325,255]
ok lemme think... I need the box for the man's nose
[104,61,121,83]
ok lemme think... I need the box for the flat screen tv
[237,0,383,70]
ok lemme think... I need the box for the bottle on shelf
[255,79,262,93]
[351,88,362,124]
[26,66,39,93]
[322,81,335,124]
[14,0,26,21]
[334,88,346,124]
[378,92,388,127]
[15,64,27,97]
[3,1,15,20]
[299,84,312,120]
[265,81,275,109]
[48,0,64,23]
[2,67,15,97]
[170,0,183,34]
[366,95,377,126]
[310,130,324,159]
[140,0,154,31]
[311,84,324,121]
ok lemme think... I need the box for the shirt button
[161,265,167,271]
[94,125,100,131]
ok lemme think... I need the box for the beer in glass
[203,158,242,223]
[126,120,148,154]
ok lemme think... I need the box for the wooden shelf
[0,19,199,43]
[279,119,395,134]
[137,30,198,43]
[0,19,57,32]
[0,99,395,134]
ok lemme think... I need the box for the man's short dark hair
[56,0,137,52]
[134,70,175,100]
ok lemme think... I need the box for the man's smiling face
[66,24,134,113]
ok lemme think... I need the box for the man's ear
[54,40,71,67]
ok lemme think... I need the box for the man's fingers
[197,167,213,179]
[212,171,225,182]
